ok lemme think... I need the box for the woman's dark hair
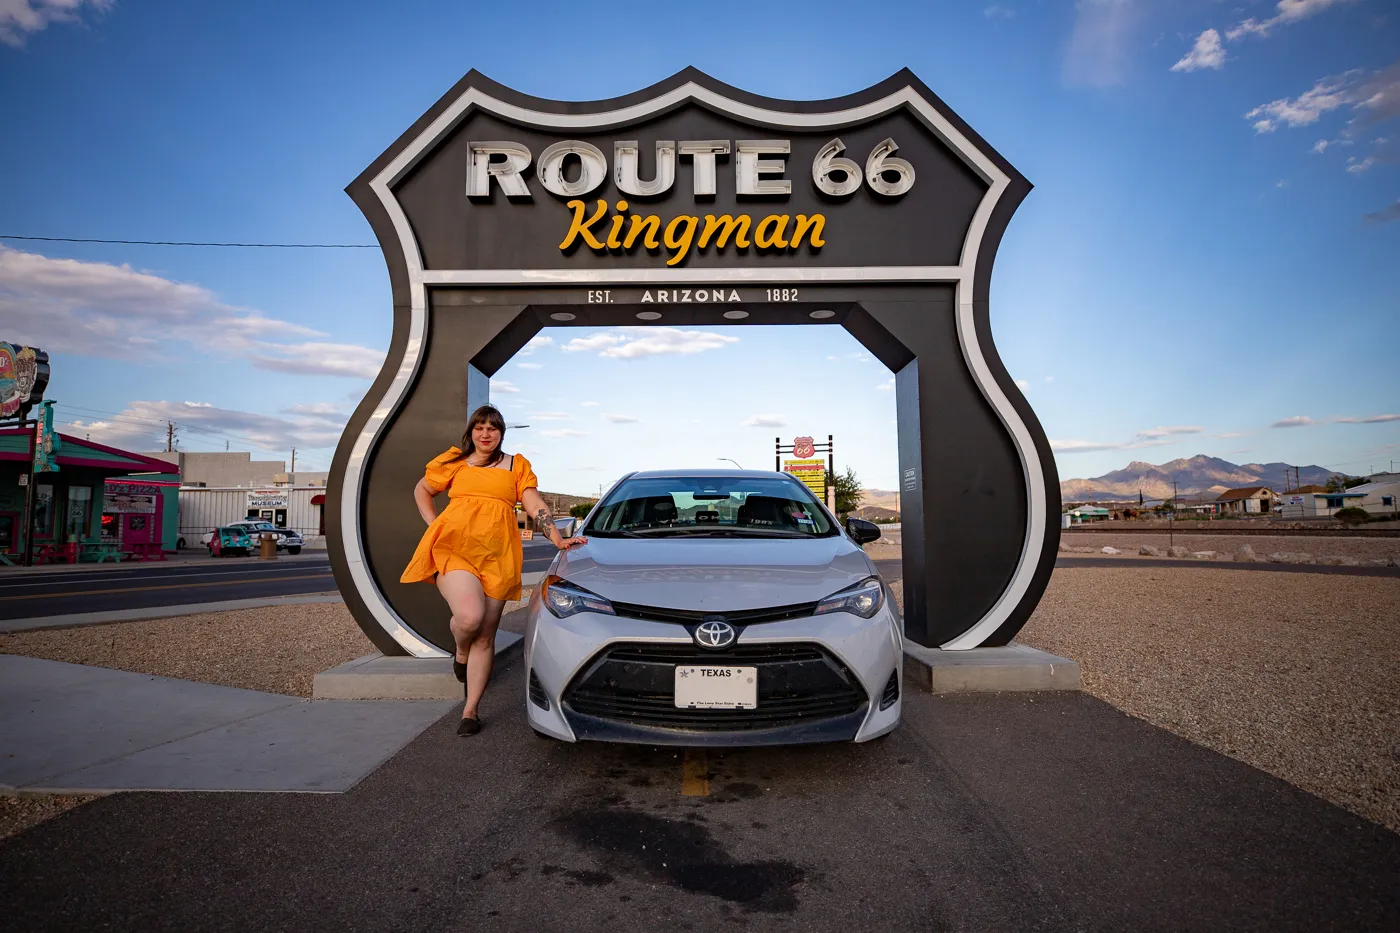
[449,405,507,466]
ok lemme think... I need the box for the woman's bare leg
[436,570,505,720]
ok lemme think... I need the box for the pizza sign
[792,436,815,459]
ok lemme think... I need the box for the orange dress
[399,448,539,601]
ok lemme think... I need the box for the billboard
[0,343,50,420]
[783,458,827,499]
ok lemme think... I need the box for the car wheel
[177,537,186,549]
[288,546,302,555]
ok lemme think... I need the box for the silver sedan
[523,470,902,746]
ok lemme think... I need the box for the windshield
[585,475,836,538]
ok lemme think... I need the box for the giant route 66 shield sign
[327,68,1060,657]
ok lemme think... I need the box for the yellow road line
[681,748,710,797]
[0,573,333,601]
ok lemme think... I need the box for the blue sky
[1,0,1396,494]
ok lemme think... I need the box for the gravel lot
[889,566,1400,832]
[0,795,97,842]
[1061,532,1400,562]
[0,603,375,698]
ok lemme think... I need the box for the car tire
[287,546,302,555]
[177,537,186,549]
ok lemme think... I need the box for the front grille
[563,641,867,732]
[880,670,899,710]
[528,669,550,710]
[603,642,826,664]
[610,600,819,626]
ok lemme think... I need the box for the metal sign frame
[328,68,1060,658]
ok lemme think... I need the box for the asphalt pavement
[0,555,338,620]
[3,655,1395,932]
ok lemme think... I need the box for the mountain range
[1060,455,1335,502]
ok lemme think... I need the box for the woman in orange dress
[402,404,586,735]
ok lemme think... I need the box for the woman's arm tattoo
[535,506,553,529]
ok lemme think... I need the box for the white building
[177,486,328,549]
[1214,486,1277,515]
[1345,474,1400,518]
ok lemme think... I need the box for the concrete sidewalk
[0,655,454,794]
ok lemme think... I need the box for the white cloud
[1246,72,1359,132]
[1245,62,1400,155]
[516,361,544,370]
[0,0,110,47]
[1271,415,1315,428]
[1364,199,1400,224]
[1045,375,1055,382]
[573,327,741,359]
[1135,425,1204,439]
[519,334,554,356]
[1214,432,1245,438]
[742,414,787,428]
[0,246,384,378]
[1015,379,1030,390]
[1051,424,1204,454]
[1226,0,1355,41]
[984,4,1014,19]
[1336,413,1400,424]
[603,413,640,423]
[562,332,624,353]
[540,428,589,438]
[1171,29,1226,73]
[529,411,571,421]
[55,398,348,456]
[1062,0,1141,89]
[876,378,895,391]
[580,400,600,407]
[490,379,519,394]
[1346,155,1375,172]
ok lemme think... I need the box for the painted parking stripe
[0,572,334,601]
[681,748,710,797]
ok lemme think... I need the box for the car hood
[550,536,875,611]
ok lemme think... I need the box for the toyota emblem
[694,617,736,650]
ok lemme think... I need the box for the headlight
[541,575,615,619]
[814,576,884,619]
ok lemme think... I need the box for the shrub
[1335,506,1370,526]
[569,501,596,519]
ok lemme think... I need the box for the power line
[1,234,377,249]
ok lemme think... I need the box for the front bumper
[523,590,902,746]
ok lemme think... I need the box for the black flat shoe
[457,717,482,737]
[452,657,467,683]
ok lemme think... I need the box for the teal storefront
[0,428,181,560]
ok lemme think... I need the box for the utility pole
[1170,479,1177,550]
[166,421,174,452]
[290,447,297,483]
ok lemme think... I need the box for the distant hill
[858,488,901,511]
[1060,455,1334,502]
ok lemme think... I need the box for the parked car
[523,469,901,746]
[207,525,254,557]
[199,521,304,554]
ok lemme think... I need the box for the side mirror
[845,517,881,545]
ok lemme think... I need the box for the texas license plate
[673,666,758,709]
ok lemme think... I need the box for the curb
[312,630,525,700]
